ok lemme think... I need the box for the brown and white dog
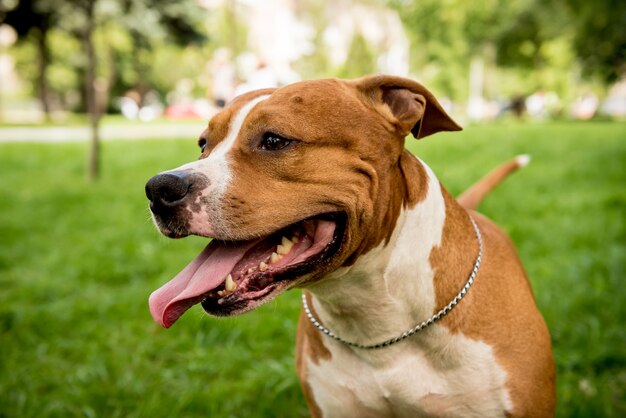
[145,75,555,417]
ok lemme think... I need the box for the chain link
[302,216,483,350]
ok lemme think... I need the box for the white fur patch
[515,154,531,167]
[178,94,269,192]
[305,159,512,417]
[170,95,270,236]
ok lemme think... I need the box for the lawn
[0,121,624,417]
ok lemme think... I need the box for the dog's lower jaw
[297,159,555,418]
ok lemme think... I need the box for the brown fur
[168,75,554,416]
[284,77,554,417]
[458,157,528,210]
[205,78,454,279]
[431,189,556,417]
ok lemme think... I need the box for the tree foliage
[3,0,625,116]
[2,0,208,180]
[1,0,63,115]
[561,0,626,83]
[1,0,208,113]
[394,0,625,97]
[393,0,535,98]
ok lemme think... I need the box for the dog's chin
[150,215,191,239]
[148,212,347,328]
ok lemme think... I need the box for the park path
[0,122,205,143]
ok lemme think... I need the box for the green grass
[0,122,624,417]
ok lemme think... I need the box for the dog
[145,75,555,417]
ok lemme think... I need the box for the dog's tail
[457,154,531,211]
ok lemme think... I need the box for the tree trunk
[467,55,485,121]
[36,26,51,120]
[84,0,100,181]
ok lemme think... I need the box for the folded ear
[353,74,462,139]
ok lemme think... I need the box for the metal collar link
[302,216,483,350]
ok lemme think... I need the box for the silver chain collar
[302,216,483,350]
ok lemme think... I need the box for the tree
[561,0,626,83]
[391,0,531,98]
[1,0,60,118]
[112,0,207,107]
[84,0,206,180]
[76,0,100,180]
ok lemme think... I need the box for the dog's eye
[260,134,291,151]
[198,137,207,153]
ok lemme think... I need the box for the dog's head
[146,75,460,327]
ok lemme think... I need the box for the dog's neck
[306,158,477,349]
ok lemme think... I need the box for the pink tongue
[149,241,257,328]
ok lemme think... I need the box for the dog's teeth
[225,274,237,292]
[259,262,268,271]
[247,268,255,274]
[217,290,225,297]
[270,252,282,264]
[277,237,294,255]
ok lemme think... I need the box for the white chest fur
[305,160,512,417]
[306,329,512,418]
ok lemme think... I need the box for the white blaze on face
[168,95,270,237]
[179,94,270,194]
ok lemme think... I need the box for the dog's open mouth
[149,213,346,327]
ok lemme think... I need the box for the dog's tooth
[225,274,236,292]
[259,262,268,271]
[270,252,282,264]
[217,290,225,297]
[247,268,255,274]
[277,244,293,255]
[291,235,300,243]
[277,237,294,255]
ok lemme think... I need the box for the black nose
[145,172,191,207]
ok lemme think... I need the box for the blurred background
[0,0,624,417]
[1,0,625,131]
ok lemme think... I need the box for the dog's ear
[354,75,462,139]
